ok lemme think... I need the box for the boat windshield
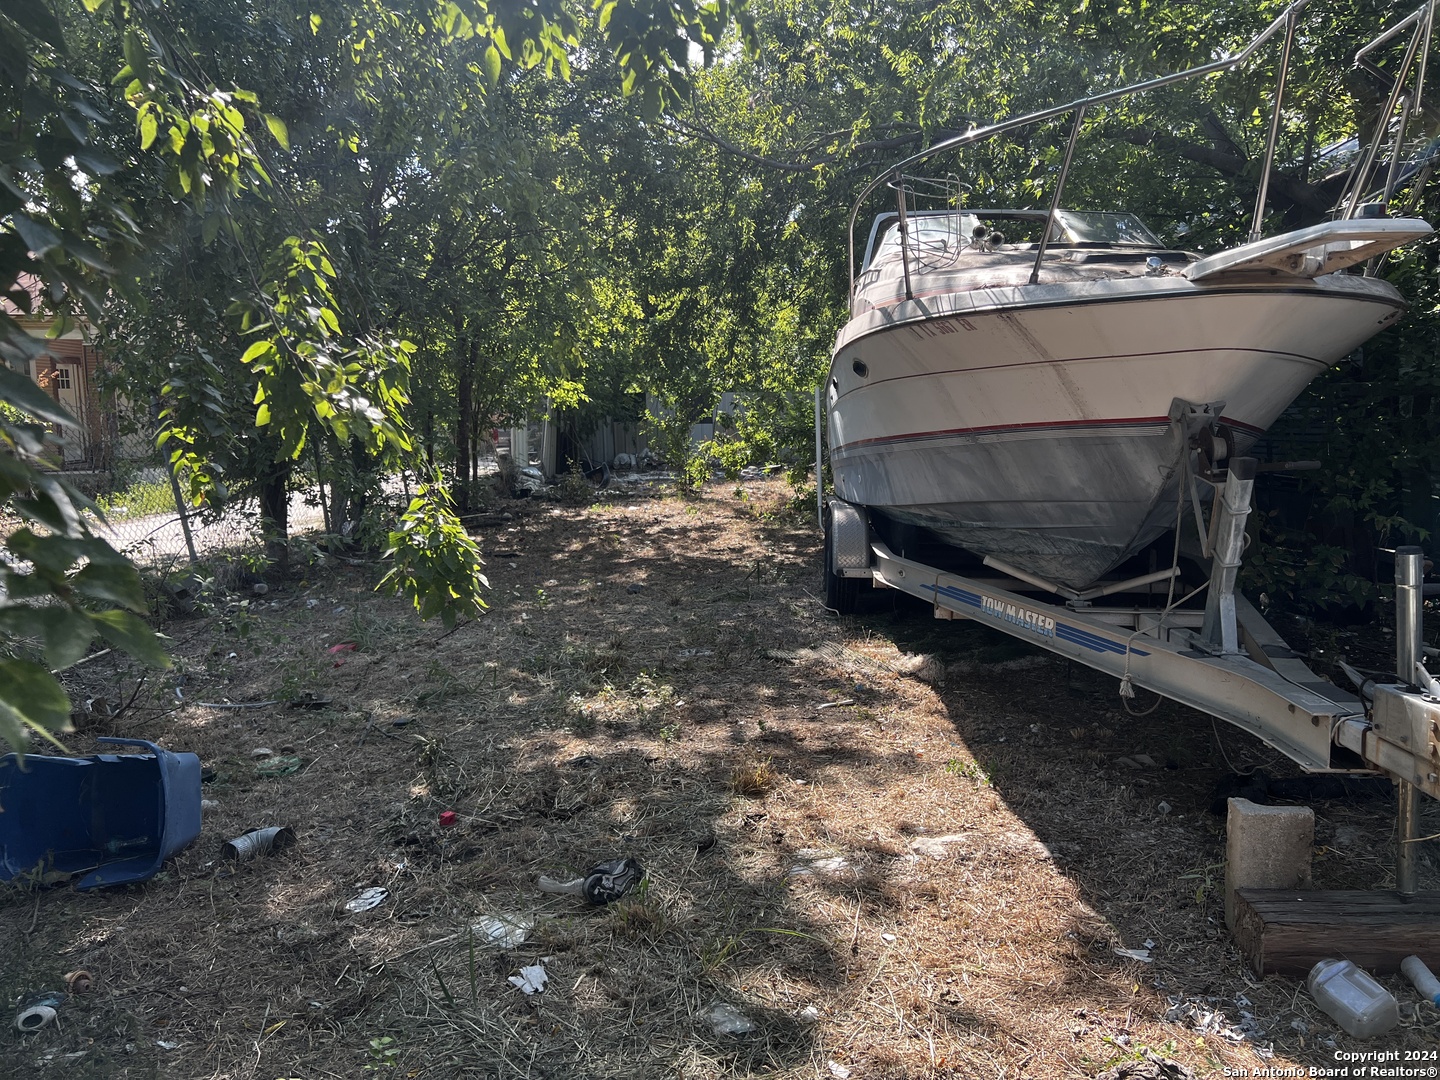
[866,210,1162,267]
[1054,211,1162,246]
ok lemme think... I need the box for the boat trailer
[820,451,1439,894]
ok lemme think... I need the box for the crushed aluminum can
[345,886,389,913]
[223,826,296,861]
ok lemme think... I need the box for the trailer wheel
[823,510,861,614]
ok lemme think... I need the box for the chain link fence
[65,460,327,577]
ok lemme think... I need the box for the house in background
[3,275,147,471]
[509,391,739,477]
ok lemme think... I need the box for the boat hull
[828,273,1406,589]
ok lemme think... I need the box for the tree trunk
[454,330,475,512]
[346,436,370,534]
[259,461,291,573]
[325,432,348,540]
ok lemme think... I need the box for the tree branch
[1108,124,1345,222]
[665,116,964,173]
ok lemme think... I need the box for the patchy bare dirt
[3,477,1437,1079]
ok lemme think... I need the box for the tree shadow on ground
[2,484,1435,1078]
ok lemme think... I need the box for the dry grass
[1,477,1437,1079]
[731,757,778,798]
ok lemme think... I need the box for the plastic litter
[1095,1046,1198,1080]
[909,834,969,859]
[223,826,296,861]
[472,914,533,949]
[438,811,458,828]
[536,857,643,905]
[254,755,303,778]
[788,853,852,877]
[511,466,547,497]
[1402,955,1440,1005]
[1307,958,1399,1039]
[1163,998,1250,1043]
[827,1063,852,1079]
[63,971,93,995]
[508,963,548,994]
[1114,947,1153,963]
[345,886,390,913]
[701,1001,756,1036]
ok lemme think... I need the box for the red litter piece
[438,811,458,828]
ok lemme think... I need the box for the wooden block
[1233,889,1440,977]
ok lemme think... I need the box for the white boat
[828,209,1429,589]
[825,0,1435,593]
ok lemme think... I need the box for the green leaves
[378,485,488,629]
[91,610,172,669]
[0,660,71,750]
[0,365,74,426]
[223,237,415,463]
[3,0,68,53]
[264,114,290,150]
[10,213,62,258]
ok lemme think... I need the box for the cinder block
[1225,797,1313,931]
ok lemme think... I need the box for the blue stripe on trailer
[1055,624,1148,657]
[920,583,983,609]
[935,584,983,608]
[923,582,1148,657]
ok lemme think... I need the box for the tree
[0,0,757,751]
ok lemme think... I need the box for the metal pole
[1380,93,1412,209]
[1344,19,1424,219]
[1250,8,1297,243]
[1030,105,1087,285]
[1396,546,1424,685]
[1415,0,1436,117]
[166,460,199,565]
[1393,545,1426,898]
[1201,457,1256,654]
[815,384,825,530]
[1397,779,1420,897]
[895,174,914,302]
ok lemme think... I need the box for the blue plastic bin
[0,737,202,889]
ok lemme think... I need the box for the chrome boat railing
[847,0,1439,314]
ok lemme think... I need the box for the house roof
[2,273,49,322]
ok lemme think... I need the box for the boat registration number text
[981,597,1056,637]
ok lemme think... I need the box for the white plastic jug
[1307,958,1400,1038]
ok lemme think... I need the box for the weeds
[363,1036,400,1070]
[730,756,775,797]
[944,758,990,784]
[556,465,595,505]
[1178,861,1226,906]
[96,477,177,520]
